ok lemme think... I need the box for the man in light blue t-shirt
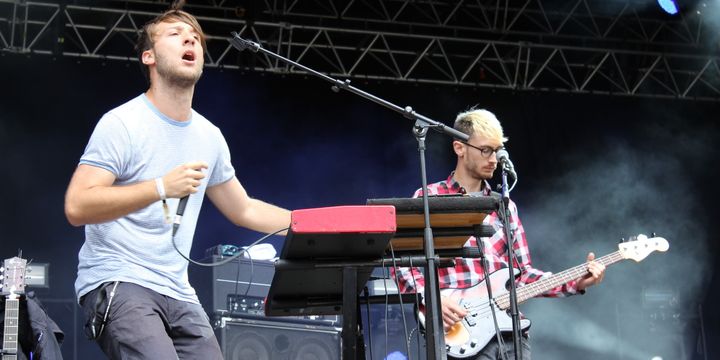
[64,3,291,359]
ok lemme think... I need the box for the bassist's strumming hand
[441,295,468,332]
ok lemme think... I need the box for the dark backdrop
[1,53,718,359]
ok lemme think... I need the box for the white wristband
[155,177,167,200]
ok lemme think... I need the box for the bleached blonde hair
[453,108,508,143]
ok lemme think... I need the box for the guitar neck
[497,250,624,309]
[2,298,19,360]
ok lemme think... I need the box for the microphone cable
[172,226,288,267]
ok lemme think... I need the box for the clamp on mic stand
[229,32,469,360]
[498,162,523,360]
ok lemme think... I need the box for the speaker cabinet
[216,317,341,360]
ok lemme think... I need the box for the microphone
[229,32,260,53]
[496,148,517,179]
[172,195,189,237]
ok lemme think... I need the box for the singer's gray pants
[80,282,223,360]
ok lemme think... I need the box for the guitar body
[441,269,531,359]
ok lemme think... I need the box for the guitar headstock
[618,234,669,262]
[1,256,28,299]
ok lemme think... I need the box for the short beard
[155,53,203,89]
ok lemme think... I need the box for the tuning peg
[619,237,626,243]
[652,232,657,238]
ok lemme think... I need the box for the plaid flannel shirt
[391,172,580,298]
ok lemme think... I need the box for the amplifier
[189,255,339,325]
[189,255,275,315]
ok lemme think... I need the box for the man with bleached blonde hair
[392,108,605,359]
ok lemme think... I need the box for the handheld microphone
[172,195,189,237]
[495,148,517,179]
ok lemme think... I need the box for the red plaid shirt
[392,172,580,298]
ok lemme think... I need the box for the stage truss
[1,0,719,101]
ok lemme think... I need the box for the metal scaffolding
[2,0,719,101]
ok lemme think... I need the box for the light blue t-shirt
[75,94,235,304]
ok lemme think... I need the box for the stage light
[651,356,663,360]
[658,0,680,14]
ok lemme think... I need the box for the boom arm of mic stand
[228,32,469,142]
[229,30,463,360]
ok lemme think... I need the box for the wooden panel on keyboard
[368,196,498,251]
[396,212,487,228]
[390,236,471,251]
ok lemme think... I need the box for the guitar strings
[458,251,624,319]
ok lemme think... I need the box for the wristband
[155,177,167,200]
[155,177,171,223]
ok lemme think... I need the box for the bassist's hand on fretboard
[576,252,607,292]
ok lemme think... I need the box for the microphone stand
[498,164,522,360]
[229,33,469,360]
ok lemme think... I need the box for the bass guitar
[419,234,669,358]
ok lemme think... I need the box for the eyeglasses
[460,141,504,158]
